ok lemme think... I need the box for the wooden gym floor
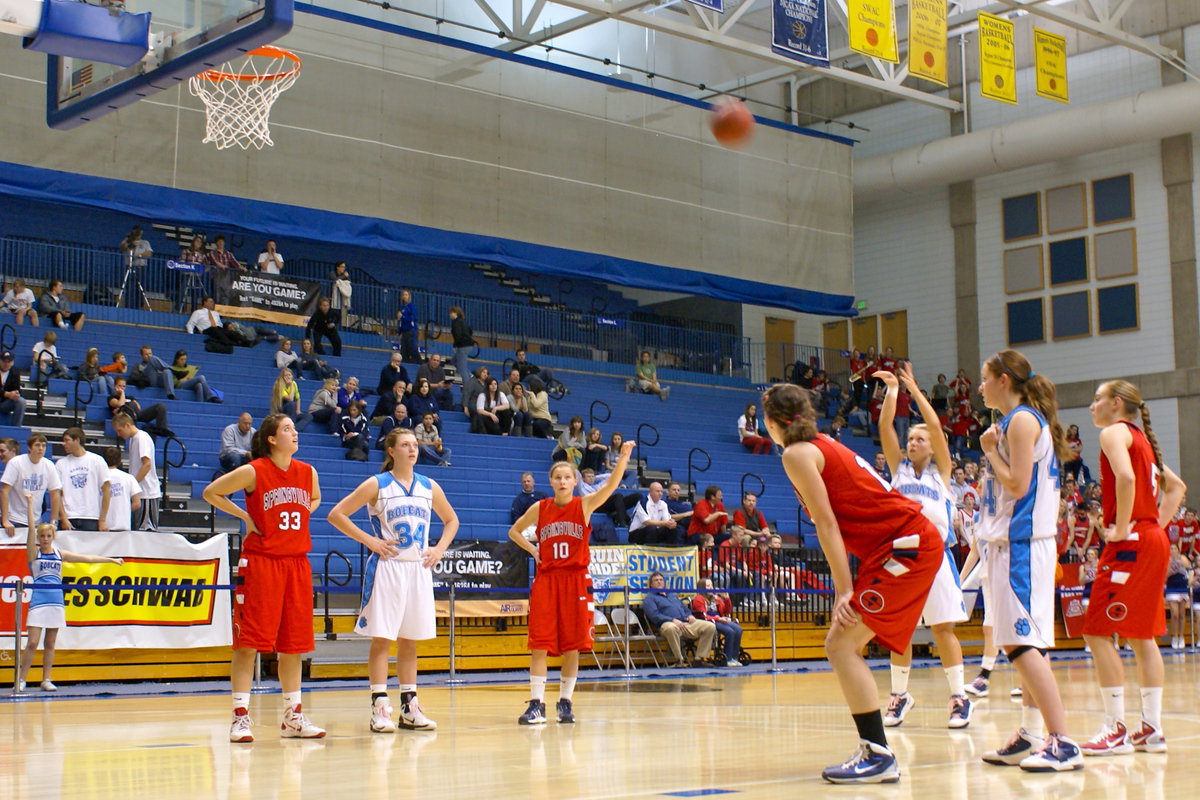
[3,655,1200,799]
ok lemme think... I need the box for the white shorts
[26,604,66,630]
[919,549,969,627]
[987,537,1056,649]
[959,543,994,627]
[357,558,436,641]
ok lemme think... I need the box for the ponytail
[251,413,288,460]
[761,383,818,446]
[1102,379,1164,487]
[1140,404,1165,488]
[985,349,1070,464]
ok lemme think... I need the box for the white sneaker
[370,702,396,733]
[15,680,26,693]
[230,712,255,743]
[400,698,437,731]
[57,320,68,329]
[281,706,326,739]
[725,660,741,667]
[40,681,57,692]
[883,692,915,727]
[1010,686,1023,698]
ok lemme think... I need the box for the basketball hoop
[188,45,301,150]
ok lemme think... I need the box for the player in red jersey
[762,383,942,784]
[508,441,635,725]
[1081,381,1185,756]
[203,413,325,743]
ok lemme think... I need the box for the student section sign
[590,545,699,606]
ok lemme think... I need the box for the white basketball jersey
[891,459,954,548]
[369,472,435,562]
[978,405,1059,544]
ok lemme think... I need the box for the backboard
[46,0,292,129]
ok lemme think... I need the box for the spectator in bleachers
[472,378,511,436]
[328,261,352,327]
[169,350,221,403]
[305,297,342,357]
[118,225,152,269]
[891,367,913,443]
[552,416,586,465]
[499,367,522,401]
[396,289,418,362]
[179,234,206,264]
[56,427,111,531]
[308,377,341,431]
[414,413,451,467]
[930,373,951,414]
[712,526,754,594]
[730,492,770,540]
[416,353,454,411]
[580,428,609,473]
[408,379,442,433]
[0,438,17,466]
[642,571,715,669]
[628,481,679,545]
[449,306,474,392]
[370,380,409,426]
[77,348,115,396]
[183,297,238,350]
[737,403,773,454]
[257,240,284,274]
[108,376,170,436]
[377,352,410,396]
[872,451,892,482]
[38,280,84,330]
[525,376,554,439]
[461,366,487,419]
[508,383,532,437]
[510,472,546,525]
[603,432,635,485]
[687,485,729,546]
[101,446,141,532]
[665,482,693,529]
[274,338,303,381]
[1,433,61,539]
[337,376,364,412]
[270,369,312,431]
[0,350,27,427]
[339,401,370,461]
[376,402,414,449]
[112,412,160,531]
[205,234,244,272]
[949,368,972,402]
[31,331,69,385]
[691,576,743,667]
[631,350,669,400]
[297,339,338,381]
[129,346,175,397]
[2,278,38,326]
[101,351,127,380]
[1063,423,1087,483]
[578,468,640,528]
[848,348,868,405]
[514,350,564,394]
[219,413,255,473]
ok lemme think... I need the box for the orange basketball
[709,99,755,149]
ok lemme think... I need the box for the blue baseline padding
[24,0,149,67]
[0,160,858,317]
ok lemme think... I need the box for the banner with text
[1058,562,1086,638]
[211,269,322,327]
[907,0,947,85]
[978,12,1017,105]
[1,532,231,650]
[771,0,829,67]
[847,0,898,64]
[590,545,698,606]
[1034,28,1069,103]
[431,540,530,617]
[684,0,725,12]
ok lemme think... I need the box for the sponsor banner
[1,532,231,650]
[430,540,529,601]
[1058,562,1086,638]
[908,0,947,86]
[978,12,1017,105]
[771,0,829,68]
[685,0,724,11]
[590,545,698,606]
[435,599,529,618]
[1034,28,1069,103]
[211,269,322,327]
[847,0,898,64]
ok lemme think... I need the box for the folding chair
[590,608,626,670]
[609,607,665,668]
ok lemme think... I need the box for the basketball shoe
[1081,721,1134,756]
[400,698,437,731]
[370,700,396,733]
[281,706,326,739]
[821,741,900,784]
[982,728,1043,765]
[948,695,973,729]
[518,699,547,725]
[964,675,989,697]
[40,681,57,692]
[556,698,575,724]
[883,692,915,727]
[1019,734,1084,772]
[1130,721,1166,753]
[230,710,254,743]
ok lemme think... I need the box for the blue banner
[685,0,725,11]
[772,0,829,67]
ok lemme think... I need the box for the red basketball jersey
[1100,421,1159,527]
[799,435,931,560]
[536,496,590,571]
[244,457,315,557]
[1071,514,1092,548]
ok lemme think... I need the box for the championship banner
[978,11,1017,105]
[908,0,947,85]
[1034,28,1069,103]
[684,0,724,12]
[771,0,829,68]
[847,0,898,64]
[1,532,231,650]
[211,269,321,327]
[431,540,530,618]
[590,545,698,607]
[1058,562,1087,638]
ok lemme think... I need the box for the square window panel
[1007,298,1045,346]
[1004,245,1043,294]
[1094,228,1137,280]
[1097,283,1139,334]
[1049,237,1088,285]
[1093,174,1134,225]
[1003,192,1041,241]
[1046,183,1087,234]
[1051,291,1091,340]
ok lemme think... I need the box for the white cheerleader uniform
[28,546,66,629]
[978,405,1060,649]
[892,459,968,627]
[356,472,437,641]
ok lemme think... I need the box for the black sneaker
[556,698,575,724]
[518,699,547,726]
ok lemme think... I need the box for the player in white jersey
[977,350,1082,773]
[877,364,972,729]
[956,491,1003,697]
[328,427,459,734]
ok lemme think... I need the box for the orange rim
[196,45,302,83]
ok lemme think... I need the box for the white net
[188,46,301,150]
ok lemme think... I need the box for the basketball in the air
[709,99,755,149]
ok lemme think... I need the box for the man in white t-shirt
[56,427,111,531]
[113,412,161,530]
[103,447,142,532]
[0,433,62,542]
[257,240,284,274]
[628,481,678,545]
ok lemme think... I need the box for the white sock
[1022,705,1044,738]
[1101,686,1125,729]
[945,664,965,697]
[981,654,997,671]
[530,675,547,702]
[890,664,911,695]
[282,691,302,711]
[232,692,250,712]
[560,676,577,701]
[1140,686,1163,729]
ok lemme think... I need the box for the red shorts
[849,520,943,654]
[1082,523,1168,639]
[233,554,315,654]
[528,570,593,657]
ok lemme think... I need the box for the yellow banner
[847,0,899,64]
[908,0,947,86]
[1034,28,1069,103]
[978,12,1017,104]
[62,559,222,626]
[590,545,698,607]
[435,599,529,618]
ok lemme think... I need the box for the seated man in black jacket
[376,351,411,396]
[305,297,342,357]
[0,351,26,427]
[515,349,567,394]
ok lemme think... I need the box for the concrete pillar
[950,181,979,375]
